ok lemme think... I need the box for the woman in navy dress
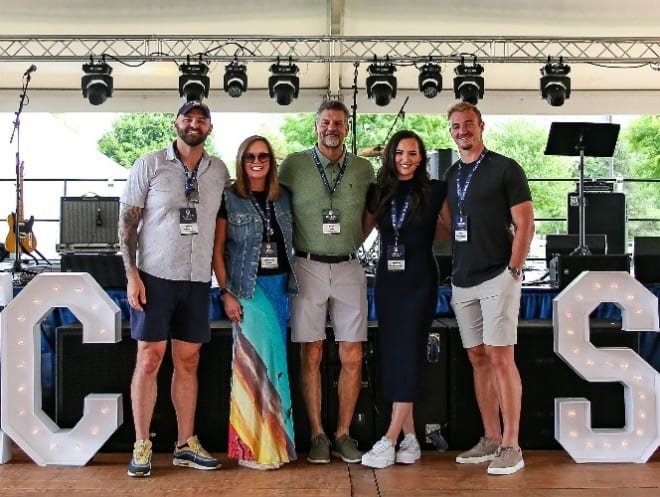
[361,130,448,469]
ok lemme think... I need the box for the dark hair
[372,130,430,221]
[233,135,280,201]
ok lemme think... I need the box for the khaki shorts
[451,268,521,348]
[290,257,368,343]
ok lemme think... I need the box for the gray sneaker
[307,433,331,464]
[455,436,500,464]
[332,434,362,463]
[487,446,525,475]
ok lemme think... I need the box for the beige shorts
[290,256,368,343]
[451,268,521,348]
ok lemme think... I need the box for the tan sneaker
[455,436,500,464]
[172,435,220,470]
[487,446,525,475]
[127,439,152,477]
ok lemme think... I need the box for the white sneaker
[238,459,282,470]
[361,437,395,469]
[396,433,421,464]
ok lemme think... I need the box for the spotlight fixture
[366,60,397,106]
[223,61,248,98]
[540,57,571,107]
[268,60,300,106]
[418,62,442,99]
[453,58,484,105]
[81,58,113,106]
[178,61,210,102]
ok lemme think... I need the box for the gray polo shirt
[279,146,374,255]
[120,142,230,282]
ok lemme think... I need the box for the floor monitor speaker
[633,236,660,285]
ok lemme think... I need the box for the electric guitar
[5,161,37,253]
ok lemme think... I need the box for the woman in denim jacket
[213,135,298,470]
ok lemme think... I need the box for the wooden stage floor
[1,448,659,497]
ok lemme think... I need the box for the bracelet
[219,287,229,296]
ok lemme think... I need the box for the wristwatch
[507,266,522,278]
[219,287,229,296]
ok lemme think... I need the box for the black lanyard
[250,193,275,240]
[390,193,411,246]
[311,147,348,209]
[456,149,487,216]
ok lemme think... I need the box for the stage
[1,446,659,497]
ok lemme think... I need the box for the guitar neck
[17,161,24,222]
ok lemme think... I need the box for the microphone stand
[8,70,33,277]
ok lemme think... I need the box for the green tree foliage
[98,113,219,169]
[623,115,660,235]
[485,119,574,234]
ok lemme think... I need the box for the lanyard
[311,147,348,208]
[250,193,275,240]
[456,149,487,216]
[182,164,198,197]
[389,192,411,246]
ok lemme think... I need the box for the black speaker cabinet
[58,196,120,253]
[545,233,607,268]
[633,236,660,285]
[448,319,639,450]
[60,253,127,289]
[568,192,627,254]
[427,149,458,180]
[555,254,630,290]
[56,322,233,452]
[373,322,450,450]
[433,239,453,285]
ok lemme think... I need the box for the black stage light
[418,62,442,98]
[268,62,300,106]
[540,57,571,107]
[223,61,248,98]
[81,60,113,106]
[366,61,397,106]
[179,62,210,102]
[453,60,484,105]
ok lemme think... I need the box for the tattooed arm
[118,202,146,310]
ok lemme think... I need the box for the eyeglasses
[242,152,272,164]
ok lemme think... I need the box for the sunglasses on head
[242,152,272,164]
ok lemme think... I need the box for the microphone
[23,64,37,77]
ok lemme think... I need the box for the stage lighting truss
[268,60,300,106]
[81,58,113,106]
[418,62,442,98]
[540,57,571,107]
[453,58,484,105]
[223,61,248,98]
[178,61,210,102]
[366,60,397,106]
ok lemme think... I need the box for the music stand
[544,122,620,255]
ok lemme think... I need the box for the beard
[176,126,209,147]
[320,133,343,149]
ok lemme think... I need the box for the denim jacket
[223,187,298,299]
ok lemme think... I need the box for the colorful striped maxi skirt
[227,273,296,466]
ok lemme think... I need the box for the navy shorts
[130,271,211,343]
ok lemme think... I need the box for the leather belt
[295,250,355,264]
